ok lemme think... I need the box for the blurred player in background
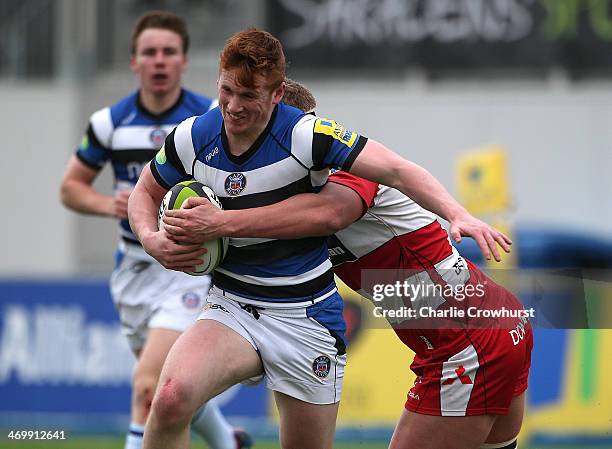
[59,11,251,449]
[170,79,532,449]
[129,28,513,449]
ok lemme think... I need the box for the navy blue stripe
[212,270,335,301]
[224,237,326,266]
[150,160,174,190]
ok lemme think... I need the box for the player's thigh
[485,393,525,444]
[134,327,182,383]
[274,391,339,449]
[157,319,263,412]
[389,409,496,449]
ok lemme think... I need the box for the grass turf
[0,436,606,449]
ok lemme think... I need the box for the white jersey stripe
[90,107,114,148]
[111,125,177,150]
[174,116,198,175]
[291,114,316,168]
[215,259,332,287]
[193,153,309,198]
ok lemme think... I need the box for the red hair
[219,28,285,90]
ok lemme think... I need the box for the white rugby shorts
[199,287,347,405]
[110,246,211,353]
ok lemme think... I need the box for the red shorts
[398,264,533,416]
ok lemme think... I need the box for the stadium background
[1,0,611,448]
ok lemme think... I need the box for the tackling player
[128,29,513,449]
[165,79,532,449]
[59,11,250,449]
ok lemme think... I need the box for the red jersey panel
[328,172,532,416]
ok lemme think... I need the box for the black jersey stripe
[312,132,331,171]
[342,136,368,171]
[87,123,107,150]
[76,152,103,171]
[109,149,158,164]
[220,175,313,210]
[150,160,174,190]
[224,236,327,265]
[212,269,335,300]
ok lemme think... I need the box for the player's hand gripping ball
[158,180,228,276]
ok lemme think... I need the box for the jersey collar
[136,89,185,120]
[221,105,278,166]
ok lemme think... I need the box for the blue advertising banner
[0,279,267,431]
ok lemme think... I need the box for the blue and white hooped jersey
[76,89,215,245]
[151,102,368,307]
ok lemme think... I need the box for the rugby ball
[158,180,228,276]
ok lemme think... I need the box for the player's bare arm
[350,139,512,261]
[162,181,364,244]
[60,155,126,218]
[128,164,206,271]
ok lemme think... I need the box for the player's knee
[151,378,192,426]
[132,373,158,412]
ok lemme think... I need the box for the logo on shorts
[203,302,230,313]
[312,355,331,378]
[182,292,201,309]
[225,173,247,196]
[150,128,167,148]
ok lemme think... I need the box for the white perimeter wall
[310,77,611,239]
[0,83,78,275]
[0,73,610,276]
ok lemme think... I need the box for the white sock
[480,439,517,449]
[191,399,235,449]
[124,423,145,449]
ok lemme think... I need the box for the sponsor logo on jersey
[121,111,137,126]
[312,355,331,378]
[328,246,346,257]
[182,292,201,309]
[150,128,167,148]
[419,335,434,350]
[326,235,358,265]
[453,256,466,275]
[314,118,358,148]
[408,389,420,401]
[79,135,89,150]
[225,172,247,196]
[155,146,167,164]
[206,146,219,162]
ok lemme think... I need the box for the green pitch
[0,436,604,449]
[0,437,387,449]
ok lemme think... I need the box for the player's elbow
[59,179,76,209]
[324,203,356,234]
